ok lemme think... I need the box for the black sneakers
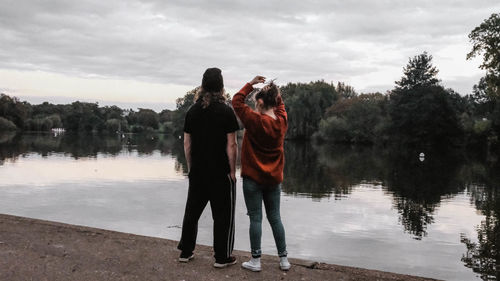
[180,252,237,268]
[178,252,194,263]
[213,256,237,268]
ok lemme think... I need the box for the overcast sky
[0,0,498,111]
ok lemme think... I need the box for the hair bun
[255,82,279,108]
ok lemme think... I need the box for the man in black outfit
[177,68,239,268]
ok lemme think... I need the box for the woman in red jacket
[232,76,290,272]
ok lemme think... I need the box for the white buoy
[419,152,425,162]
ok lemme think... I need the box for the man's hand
[226,132,237,184]
[184,133,191,172]
[230,172,237,183]
[249,76,266,85]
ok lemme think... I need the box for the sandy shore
[0,214,439,281]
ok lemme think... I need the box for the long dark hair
[195,88,226,109]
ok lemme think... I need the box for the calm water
[0,132,499,281]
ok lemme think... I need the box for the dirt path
[0,214,439,281]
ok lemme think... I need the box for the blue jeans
[242,178,287,258]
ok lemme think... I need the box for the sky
[0,0,499,111]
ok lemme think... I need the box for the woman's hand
[249,76,266,85]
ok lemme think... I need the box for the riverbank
[0,214,439,281]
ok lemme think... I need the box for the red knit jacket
[232,83,288,186]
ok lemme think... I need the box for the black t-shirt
[184,100,240,177]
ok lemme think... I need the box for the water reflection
[282,141,349,198]
[283,142,390,199]
[1,133,500,280]
[385,148,466,239]
[0,132,187,171]
[283,142,469,239]
[461,161,500,281]
[283,141,500,280]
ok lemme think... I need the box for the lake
[0,132,498,281]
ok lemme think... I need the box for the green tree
[126,108,160,133]
[317,116,349,142]
[63,101,103,132]
[390,86,463,146]
[389,53,462,146]
[395,52,440,90]
[0,94,30,129]
[467,13,500,99]
[336,82,357,99]
[171,87,197,137]
[136,108,159,129]
[281,81,338,139]
[46,114,63,128]
[159,109,173,123]
[100,106,123,120]
[0,116,17,131]
[467,13,500,143]
[104,118,127,133]
[317,93,389,143]
[32,102,63,117]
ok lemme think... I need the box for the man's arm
[226,132,237,181]
[184,133,192,172]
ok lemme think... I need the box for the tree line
[1,13,499,150]
[0,96,176,134]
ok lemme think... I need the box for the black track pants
[177,174,236,261]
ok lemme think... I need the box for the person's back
[232,78,287,186]
[231,76,291,272]
[185,101,237,178]
[177,67,239,268]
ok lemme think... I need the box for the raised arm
[274,94,287,122]
[231,76,266,128]
[231,84,255,127]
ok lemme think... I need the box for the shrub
[0,116,17,131]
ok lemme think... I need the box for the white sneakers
[242,257,262,272]
[280,256,291,271]
[241,257,292,272]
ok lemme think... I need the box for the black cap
[202,67,224,92]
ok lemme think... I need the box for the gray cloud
[0,0,498,95]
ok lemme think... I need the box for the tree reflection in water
[283,141,467,239]
[283,141,386,199]
[384,147,466,239]
[0,132,187,170]
[283,141,344,199]
[1,133,499,279]
[460,161,500,281]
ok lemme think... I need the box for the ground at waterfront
[0,214,439,281]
